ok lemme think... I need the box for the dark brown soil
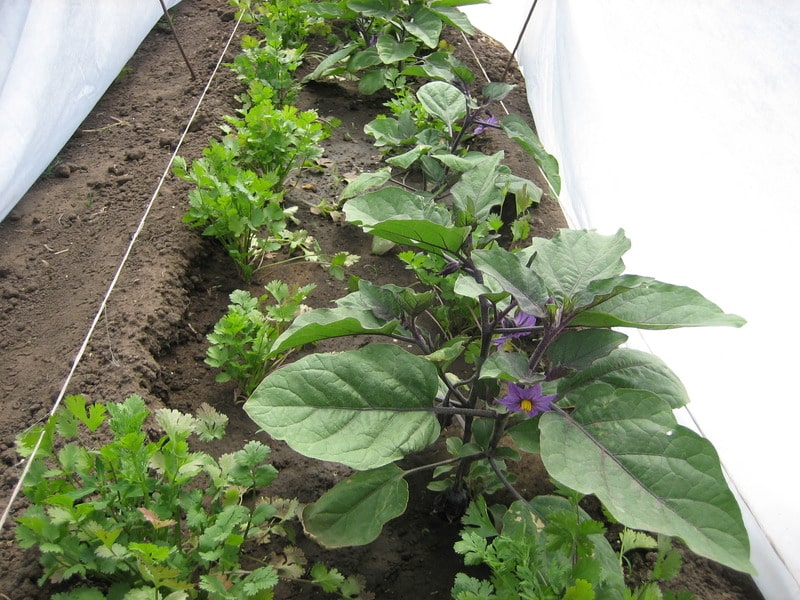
[0,2,764,599]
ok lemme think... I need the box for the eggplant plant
[364,81,537,196]
[304,0,485,94]
[242,125,753,598]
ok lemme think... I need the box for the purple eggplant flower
[498,382,555,417]
[473,112,500,135]
[493,310,537,347]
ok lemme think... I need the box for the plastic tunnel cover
[0,0,182,222]
[462,2,800,599]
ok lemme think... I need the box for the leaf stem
[487,456,547,523]
[403,452,485,478]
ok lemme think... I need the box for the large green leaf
[479,351,529,382]
[546,329,628,370]
[385,146,425,169]
[572,274,653,310]
[432,151,489,172]
[376,35,417,63]
[571,281,747,329]
[417,81,467,129]
[348,47,382,72]
[365,219,468,255]
[302,464,408,548]
[346,0,394,18]
[404,7,443,48]
[344,187,449,224]
[521,229,630,303]
[302,45,357,82]
[507,417,541,454]
[344,187,470,254]
[364,112,418,146]
[539,384,753,573]
[340,167,392,200]
[452,272,509,303]
[451,152,504,221]
[245,344,440,470]
[271,307,400,356]
[430,5,475,34]
[472,247,549,317]
[358,68,387,94]
[501,113,561,197]
[556,348,689,409]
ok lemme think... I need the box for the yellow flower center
[520,399,533,413]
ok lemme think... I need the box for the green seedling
[231,0,329,47]
[221,83,334,189]
[227,35,304,107]
[174,138,290,282]
[206,281,316,397]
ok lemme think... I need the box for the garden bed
[0,1,764,598]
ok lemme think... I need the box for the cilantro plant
[176,14,338,282]
[241,123,755,597]
[220,83,334,190]
[452,494,622,599]
[227,35,304,107]
[451,493,695,600]
[16,395,370,600]
[231,0,330,48]
[173,139,291,281]
[16,395,277,598]
[206,281,316,397]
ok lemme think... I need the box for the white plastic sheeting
[0,0,180,222]
[463,1,800,598]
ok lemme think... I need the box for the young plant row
[173,1,338,282]
[233,0,755,597]
[200,0,754,596]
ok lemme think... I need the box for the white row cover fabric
[463,2,800,599]
[0,0,180,223]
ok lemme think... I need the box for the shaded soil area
[0,1,764,598]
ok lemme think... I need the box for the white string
[461,23,560,201]
[460,30,510,116]
[0,8,244,532]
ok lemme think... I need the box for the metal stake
[158,0,197,80]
